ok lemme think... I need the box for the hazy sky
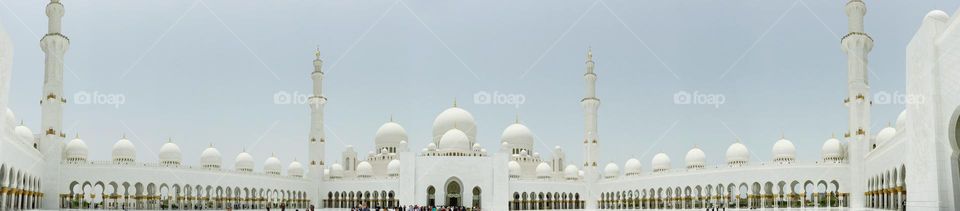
[2,0,957,172]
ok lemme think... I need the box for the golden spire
[587,46,593,61]
[314,45,321,60]
[453,98,458,107]
[515,113,520,124]
[390,114,394,122]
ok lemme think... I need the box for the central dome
[433,106,476,145]
[375,121,408,148]
[438,128,471,151]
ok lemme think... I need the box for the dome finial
[19,119,23,126]
[515,113,520,124]
[831,133,836,138]
[121,133,127,139]
[390,114,394,122]
[586,46,593,61]
[453,98,458,107]
[75,132,79,138]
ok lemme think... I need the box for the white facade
[2,0,960,210]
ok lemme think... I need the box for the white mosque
[2,0,960,210]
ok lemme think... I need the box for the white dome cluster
[433,106,476,145]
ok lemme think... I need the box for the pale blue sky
[2,0,956,171]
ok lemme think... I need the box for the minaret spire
[841,0,872,208]
[39,0,69,154]
[581,47,601,179]
[308,47,328,183]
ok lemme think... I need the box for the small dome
[564,165,579,179]
[822,137,844,161]
[427,143,437,151]
[433,106,477,144]
[200,146,222,169]
[652,153,671,172]
[330,163,344,178]
[685,147,706,169]
[65,137,88,161]
[387,159,400,176]
[507,161,521,177]
[357,161,373,177]
[876,126,897,146]
[624,158,642,176]
[380,148,389,154]
[501,123,533,149]
[896,110,908,131]
[520,149,529,156]
[472,143,482,151]
[264,156,282,175]
[112,137,136,163]
[603,163,620,179]
[288,160,304,177]
[159,141,182,165]
[726,142,750,166]
[14,124,34,145]
[375,121,408,147]
[536,162,552,179]
[438,128,471,151]
[234,152,254,172]
[772,138,796,162]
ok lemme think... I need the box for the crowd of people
[346,203,481,211]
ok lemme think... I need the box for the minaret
[308,48,327,179]
[581,47,600,172]
[841,0,872,208]
[40,0,69,209]
[39,0,69,153]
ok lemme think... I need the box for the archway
[472,186,481,208]
[426,186,435,207]
[445,179,462,207]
